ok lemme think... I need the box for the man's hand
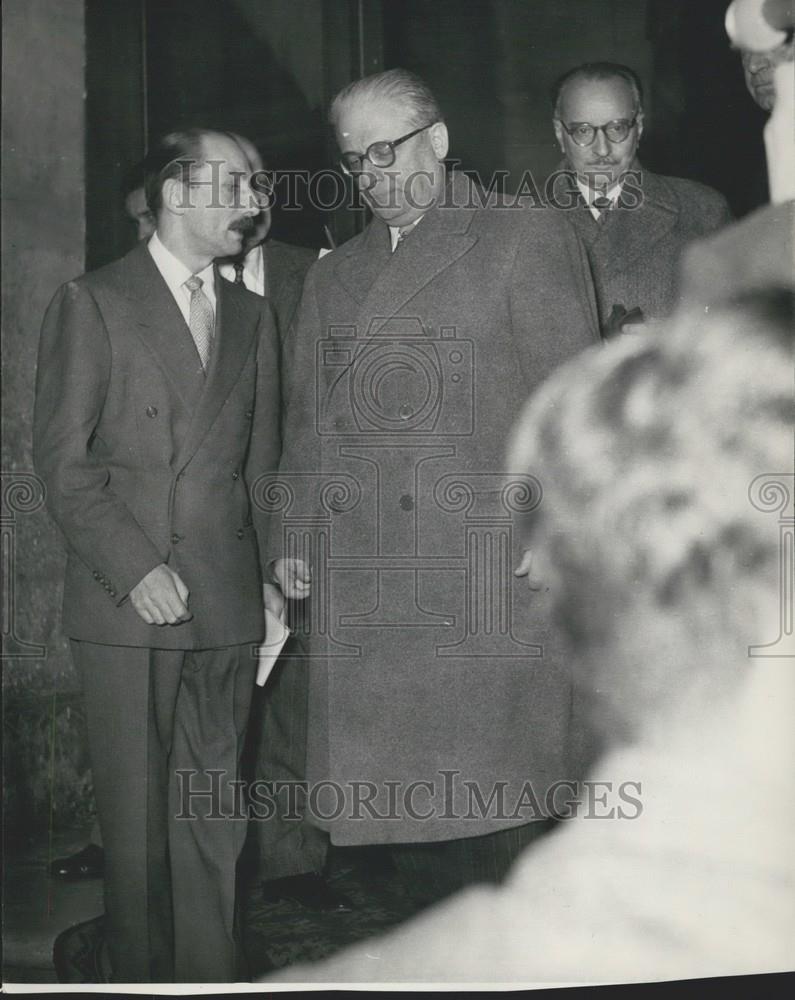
[130,563,191,625]
[514,548,544,591]
[271,558,311,600]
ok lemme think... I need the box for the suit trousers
[72,640,256,983]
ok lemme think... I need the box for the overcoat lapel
[333,173,478,341]
[172,269,259,473]
[595,166,679,274]
[332,217,392,306]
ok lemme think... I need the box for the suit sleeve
[32,281,164,603]
[246,298,284,578]
[509,211,601,388]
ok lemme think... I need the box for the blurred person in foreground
[267,286,795,983]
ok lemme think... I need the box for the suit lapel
[172,269,259,472]
[121,242,206,408]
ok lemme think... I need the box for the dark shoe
[261,873,354,912]
[50,843,104,880]
[53,914,112,983]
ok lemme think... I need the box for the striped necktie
[184,275,214,371]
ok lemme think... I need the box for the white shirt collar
[148,231,216,322]
[575,178,623,220]
[389,214,424,252]
[217,244,264,296]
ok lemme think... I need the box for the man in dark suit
[268,69,601,904]
[548,62,732,336]
[34,129,281,983]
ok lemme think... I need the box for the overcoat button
[93,571,101,580]
[245,409,254,419]
[171,533,181,544]
[231,471,239,480]
[399,494,414,511]
[146,405,158,418]
[236,528,245,539]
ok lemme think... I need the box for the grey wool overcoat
[268,172,601,844]
[552,162,732,331]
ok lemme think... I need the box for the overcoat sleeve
[246,297,283,577]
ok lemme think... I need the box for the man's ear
[636,112,645,142]
[162,177,187,215]
[553,118,565,153]
[429,122,449,161]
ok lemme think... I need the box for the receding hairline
[553,63,644,118]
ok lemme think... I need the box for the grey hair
[329,68,445,131]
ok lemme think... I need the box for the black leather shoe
[261,873,354,912]
[50,843,105,880]
[53,914,112,983]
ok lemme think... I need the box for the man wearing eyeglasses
[268,68,602,908]
[550,62,731,336]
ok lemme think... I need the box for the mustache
[228,214,262,235]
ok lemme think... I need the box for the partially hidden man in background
[267,68,602,904]
[34,129,281,983]
[549,62,731,336]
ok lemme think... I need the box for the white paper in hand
[256,607,292,687]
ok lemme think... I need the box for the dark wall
[2,0,94,846]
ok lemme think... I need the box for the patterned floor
[242,844,430,977]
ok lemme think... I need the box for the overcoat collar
[332,171,479,338]
[557,160,679,263]
[119,241,258,472]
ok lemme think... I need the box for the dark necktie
[233,261,245,285]
[593,195,612,221]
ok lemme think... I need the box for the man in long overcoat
[269,69,601,899]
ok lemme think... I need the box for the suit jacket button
[109,589,117,598]
[245,409,253,419]
[236,528,245,539]
[171,532,181,544]
[231,471,240,480]
[146,405,158,418]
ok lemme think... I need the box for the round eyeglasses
[339,123,433,176]
[558,116,639,147]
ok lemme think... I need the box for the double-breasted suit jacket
[34,239,281,649]
[554,162,732,332]
[271,172,601,846]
